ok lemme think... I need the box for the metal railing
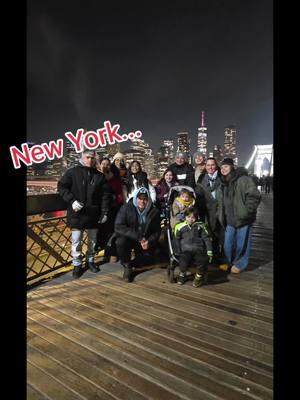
[27,194,88,285]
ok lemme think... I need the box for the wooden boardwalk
[27,194,273,400]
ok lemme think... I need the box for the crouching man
[115,187,161,282]
[58,149,111,278]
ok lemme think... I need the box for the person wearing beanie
[193,151,206,184]
[111,152,127,180]
[58,149,111,278]
[215,158,261,274]
[112,152,125,163]
[168,151,195,188]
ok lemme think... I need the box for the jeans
[224,224,253,271]
[71,229,98,266]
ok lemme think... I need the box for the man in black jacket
[168,152,195,188]
[58,149,111,278]
[115,187,161,282]
[194,157,228,269]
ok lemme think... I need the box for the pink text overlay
[10,121,142,169]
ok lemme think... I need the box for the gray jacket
[216,168,261,228]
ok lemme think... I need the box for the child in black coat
[174,207,213,287]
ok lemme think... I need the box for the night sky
[27,0,273,165]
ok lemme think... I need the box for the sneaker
[72,265,84,279]
[230,265,241,274]
[177,273,187,285]
[193,273,204,287]
[122,263,133,282]
[87,262,100,273]
[219,263,230,272]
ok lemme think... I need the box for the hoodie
[132,187,152,228]
[114,187,161,245]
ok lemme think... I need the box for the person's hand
[98,214,108,224]
[207,251,213,263]
[176,213,184,221]
[72,200,84,212]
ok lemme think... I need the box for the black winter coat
[114,201,161,247]
[168,163,195,187]
[174,221,212,254]
[58,164,111,229]
[194,173,222,232]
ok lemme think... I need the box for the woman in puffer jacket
[215,158,261,273]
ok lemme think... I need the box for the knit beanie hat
[112,152,125,162]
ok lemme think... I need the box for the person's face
[195,155,205,165]
[137,195,148,209]
[186,213,196,225]
[164,171,173,183]
[206,160,217,174]
[131,162,140,173]
[100,160,110,173]
[82,154,95,168]
[221,164,232,176]
[180,192,190,202]
[114,158,122,168]
[175,156,185,165]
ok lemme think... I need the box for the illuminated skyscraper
[65,140,80,168]
[163,139,174,161]
[124,137,152,170]
[197,111,207,156]
[177,132,190,162]
[224,125,238,165]
[213,144,224,164]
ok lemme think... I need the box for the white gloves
[98,214,108,224]
[72,200,84,212]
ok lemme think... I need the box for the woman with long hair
[155,168,178,211]
[96,157,125,261]
[123,160,156,203]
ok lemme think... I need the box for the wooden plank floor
[27,194,273,400]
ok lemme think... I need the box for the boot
[193,273,205,288]
[177,272,187,285]
[87,261,100,273]
[72,265,84,279]
[122,263,133,282]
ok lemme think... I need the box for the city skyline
[27,1,273,166]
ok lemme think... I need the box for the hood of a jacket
[132,187,152,212]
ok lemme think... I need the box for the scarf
[176,196,193,207]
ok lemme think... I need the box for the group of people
[58,147,261,286]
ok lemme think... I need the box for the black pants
[178,251,209,274]
[116,236,154,266]
[96,206,121,252]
